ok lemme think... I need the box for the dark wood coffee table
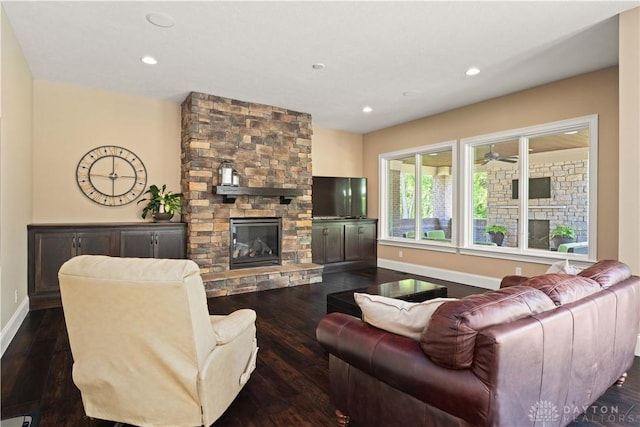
[326,279,448,318]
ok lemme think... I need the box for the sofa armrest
[317,313,489,425]
[210,309,257,345]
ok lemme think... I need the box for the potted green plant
[137,184,182,222]
[485,224,507,246]
[550,225,576,249]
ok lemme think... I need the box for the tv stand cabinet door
[312,222,344,264]
[344,221,377,261]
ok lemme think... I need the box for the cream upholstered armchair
[58,255,258,427]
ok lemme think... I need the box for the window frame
[377,115,598,264]
[460,115,598,262]
[378,140,458,253]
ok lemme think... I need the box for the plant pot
[153,212,174,223]
[488,232,505,246]
[552,236,575,249]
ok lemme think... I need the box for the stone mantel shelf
[212,186,303,204]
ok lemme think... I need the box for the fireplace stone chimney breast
[181,92,322,296]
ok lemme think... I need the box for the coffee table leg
[336,409,350,426]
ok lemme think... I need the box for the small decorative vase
[489,232,505,246]
[153,212,174,223]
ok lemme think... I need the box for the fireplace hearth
[230,218,281,269]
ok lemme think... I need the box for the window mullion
[519,136,529,252]
[414,154,422,241]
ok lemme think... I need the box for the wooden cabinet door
[312,222,344,264]
[155,228,186,259]
[359,222,377,260]
[323,223,344,263]
[119,230,155,258]
[33,231,75,294]
[344,224,360,261]
[311,225,326,264]
[345,222,377,261]
[77,231,118,256]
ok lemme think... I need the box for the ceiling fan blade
[497,157,518,163]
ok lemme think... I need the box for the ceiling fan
[480,144,518,165]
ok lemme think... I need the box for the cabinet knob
[78,237,82,249]
[155,234,159,245]
[72,236,75,249]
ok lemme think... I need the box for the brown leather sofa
[316,260,639,427]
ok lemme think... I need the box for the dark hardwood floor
[2,267,638,426]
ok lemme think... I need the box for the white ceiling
[3,1,638,134]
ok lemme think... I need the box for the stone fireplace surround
[181,92,322,296]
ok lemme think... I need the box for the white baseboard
[378,258,501,290]
[1,296,29,357]
[636,334,640,357]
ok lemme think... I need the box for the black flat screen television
[312,176,368,218]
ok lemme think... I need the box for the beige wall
[618,7,640,274]
[1,8,33,330]
[312,126,363,177]
[32,81,181,223]
[364,68,619,279]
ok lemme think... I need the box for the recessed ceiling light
[312,63,325,70]
[146,12,175,28]
[564,130,578,135]
[141,55,158,65]
[362,106,373,113]
[465,67,481,76]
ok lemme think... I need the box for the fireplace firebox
[230,218,281,269]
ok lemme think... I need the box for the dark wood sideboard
[312,218,377,273]
[27,223,187,310]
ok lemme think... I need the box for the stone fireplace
[181,92,322,296]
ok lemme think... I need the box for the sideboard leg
[336,409,350,426]
[615,372,628,387]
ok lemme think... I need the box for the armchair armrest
[211,309,257,345]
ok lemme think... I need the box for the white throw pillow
[546,259,581,275]
[354,293,457,341]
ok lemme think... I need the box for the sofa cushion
[420,286,555,369]
[521,274,601,306]
[499,275,529,288]
[579,259,632,289]
[354,293,456,341]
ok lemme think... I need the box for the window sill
[379,238,458,254]
[379,238,595,268]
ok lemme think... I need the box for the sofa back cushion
[521,274,601,306]
[420,286,555,369]
[579,259,632,289]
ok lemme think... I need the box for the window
[380,142,456,248]
[462,115,597,260]
[378,115,597,262]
